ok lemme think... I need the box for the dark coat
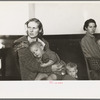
[13,36,52,80]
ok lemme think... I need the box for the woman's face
[27,21,40,38]
[85,22,96,34]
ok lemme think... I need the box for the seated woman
[81,18,100,80]
[13,18,54,80]
[13,18,75,80]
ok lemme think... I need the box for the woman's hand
[51,63,64,71]
[51,64,59,71]
[40,63,47,67]
[14,41,28,52]
[21,41,28,48]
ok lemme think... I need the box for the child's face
[66,67,78,78]
[30,45,43,58]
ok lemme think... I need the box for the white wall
[29,3,35,19]
[34,2,100,35]
[0,2,29,35]
[1,2,100,35]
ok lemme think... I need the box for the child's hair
[66,62,77,69]
[29,41,43,50]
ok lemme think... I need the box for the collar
[27,36,45,47]
[86,32,95,38]
[27,36,37,43]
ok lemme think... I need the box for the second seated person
[81,18,100,58]
[81,19,100,79]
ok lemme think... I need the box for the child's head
[29,41,44,58]
[66,62,78,78]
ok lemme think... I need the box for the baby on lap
[29,41,78,80]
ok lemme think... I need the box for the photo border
[0,0,100,99]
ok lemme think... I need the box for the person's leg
[35,73,48,80]
[47,74,57,80]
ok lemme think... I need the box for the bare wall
[0,2,100,35]
[34,2,100,35]
[0,2,29,35]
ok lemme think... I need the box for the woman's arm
[18,48,53,73]
[13,36,28,52]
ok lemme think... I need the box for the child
[66,62,78,79]
[29,41,66,80]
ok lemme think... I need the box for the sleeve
[46,50,59,63]
[81,37,100,58]
[42,53,50,63]
[81,39,92,57]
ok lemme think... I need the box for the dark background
[1,34,100,80]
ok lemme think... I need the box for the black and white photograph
[1,1,100,81]
[0,1,100,98]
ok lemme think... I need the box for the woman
[14,18,75,80]
[81,18,100,58]
[14,18,55,80]
[81,18,100,80]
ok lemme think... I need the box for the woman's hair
[25,18,44,38]
[83,18,97,31]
